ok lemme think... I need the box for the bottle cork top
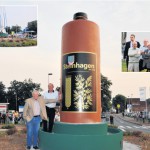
[73,12,88,20]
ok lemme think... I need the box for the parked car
[101,112,106,118]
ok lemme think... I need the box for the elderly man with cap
[23,90,58,150]
[128,41,141,72]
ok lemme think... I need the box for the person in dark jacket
[124,34,140,71]
[142,43,150,72]
[139,40,148,71]
[110,115,114,124]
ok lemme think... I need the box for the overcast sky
[126,32,150,46]
[0,5,37,29]
[1,0,150,99]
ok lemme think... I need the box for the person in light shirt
[43,83,58,132]
[128,41,142,72]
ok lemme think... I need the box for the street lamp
[48,73,53,84]
[130,94,133,112]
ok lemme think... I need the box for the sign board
[139,87,146,101]
[117,104,120,109]
[19,106,24,112]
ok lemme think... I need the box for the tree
[112,94,127,113]
[101,74,112,112]
[0,82,6,103]
[11,25,22,33]
[5,26,11,34]
[27,20,37,34]
[7,79,42,110]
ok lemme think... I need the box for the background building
[126,98,150,113]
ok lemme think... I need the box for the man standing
[124,34,140,70]
[43,83,58,132]
[23,90,58,150]
[142,43,150,72]
[128,41,141,72]
[139,40,149,71]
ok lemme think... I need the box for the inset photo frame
[0,5,37,47]
[122,32,150,72]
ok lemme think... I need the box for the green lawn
[122,60,147,72]
[122,60,127,72]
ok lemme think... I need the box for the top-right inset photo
[122,32,150,72]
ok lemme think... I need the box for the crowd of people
[123,34,150,72]
[0,111,24,124]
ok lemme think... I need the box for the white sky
[126,32,150,46]
[0,5,37,29]
[1,0,150,99]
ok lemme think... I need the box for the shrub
[0,43,6,47]
[123,131,133,136]
[1,124,15,129]
[132,131,142,137]
[15,40,20,42]
[9,40,14,42]
[16,43,22,47]
[108,124,118,128]
[6,127,17,135]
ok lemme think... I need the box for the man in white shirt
[43,83,58,132]
[128,41,141,72]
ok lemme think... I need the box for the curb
[0,129,9,132]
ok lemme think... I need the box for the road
[113,115,150,133]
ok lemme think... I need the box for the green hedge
[1,124,15,129]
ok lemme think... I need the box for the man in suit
[23,90,58,150]
[124,34,140,71]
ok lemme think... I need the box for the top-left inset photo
[0,5,37,47]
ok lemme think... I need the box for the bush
[9,40,14,42]
[1,124,15,129]
[108,124,118,128]
[123,131,133,136]
[6,127,17,135]
[132,131,142,137]
[15,40,20,42]
[0,42,6,47]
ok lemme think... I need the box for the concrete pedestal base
[39,122,123,150]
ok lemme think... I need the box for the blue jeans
[26,116,41,147]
